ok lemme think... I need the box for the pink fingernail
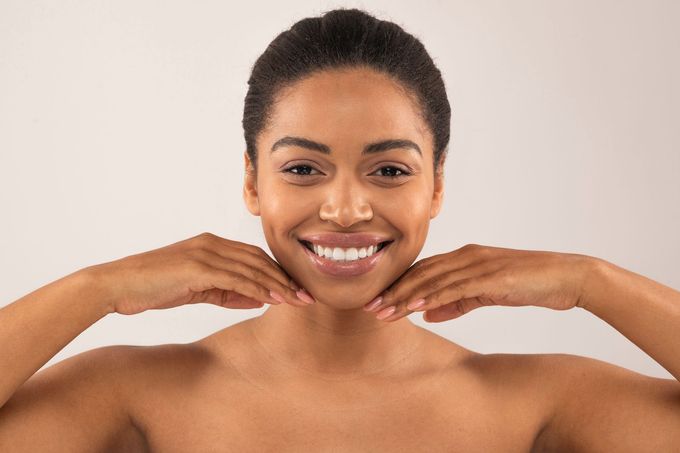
[407,298,426,310]
[364,296,383,311]
[376,305,396,320]
[296,289,316,304]
[269,290,285,304]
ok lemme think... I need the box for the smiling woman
[2,6,680,453]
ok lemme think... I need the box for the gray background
[1,0,678,379]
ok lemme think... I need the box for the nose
[318,176,373,227]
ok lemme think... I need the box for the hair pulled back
[242,7,451,174]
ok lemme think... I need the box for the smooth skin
[0,67,679,452]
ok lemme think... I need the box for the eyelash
[282,165,412,179]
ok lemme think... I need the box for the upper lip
[298,232,392,248]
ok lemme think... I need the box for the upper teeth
[309,243,383,262]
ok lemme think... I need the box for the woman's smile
[298,237,394,277]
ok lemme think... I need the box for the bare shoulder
[0,344,155,452]
[448,351,680,452]
[522,353,680,452]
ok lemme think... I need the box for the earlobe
[242,152,261,216]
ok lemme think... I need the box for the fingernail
[269,290,285,304]
[376,305,396,320]
[407,298,426,310]
[296,289,316,304]
[364,296,383,311]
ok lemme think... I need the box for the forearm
[0,268,112,408]
[580,257,680,382]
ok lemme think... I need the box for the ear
[430,153,446,219]
[242,151,261,216]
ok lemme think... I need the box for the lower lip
[300,241,391,277]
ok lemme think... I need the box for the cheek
[256,184,313,265]
[385,189,432,260]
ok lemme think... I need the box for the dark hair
[242,7,451,175]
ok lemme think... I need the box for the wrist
[575,255,613,313]
[71,265,116,317]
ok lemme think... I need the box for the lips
[299,239,392,277]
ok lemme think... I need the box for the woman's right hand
[83,232,312,315]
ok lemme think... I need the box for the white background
[1,0,678,379]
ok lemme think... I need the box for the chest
[137,372,540,452]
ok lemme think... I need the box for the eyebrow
[270,136,422,156]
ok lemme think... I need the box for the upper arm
[533,353,680,452]
[0,345,148,453]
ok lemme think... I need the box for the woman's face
[243,67,445,307]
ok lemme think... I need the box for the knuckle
[256,254,275,268]
[477,246,493,258]
[199,231,216,241]
[452,277,469,291]
[427,292,440,307]
[466,243,483,253]
[194,232,216,248]
[427,274,448,291]
[185,247,211,262]
[453,301,467,316]
[251,267,273,288]
[410,266,429,281]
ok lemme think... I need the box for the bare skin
[2,67,679,452]
[124,319,554,453]
[239,66,447,379]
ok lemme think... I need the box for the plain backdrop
[1,0,678,379]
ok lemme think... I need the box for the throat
[248,312,424,380]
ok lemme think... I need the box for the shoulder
[105,340,231,395]
[1,345,157,452]
[519,353,680,452]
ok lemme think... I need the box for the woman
[1,7,679,452]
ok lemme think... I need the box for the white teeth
[309,243,384,262]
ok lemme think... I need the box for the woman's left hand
[364,244,599,322]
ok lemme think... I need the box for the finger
[193,233,298,289]
[422,297,487,322]
[196,249,310,306]
[371,261,490,322]
[414,273,496,313]
[192,241,297,293]
[374,271,494,322]
[366,253,482,312]
[200,265,282,306]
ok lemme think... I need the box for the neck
[249,302,424,379]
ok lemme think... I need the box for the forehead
[263,67,431,153]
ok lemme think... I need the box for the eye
[281,164,321,177]
[372,166,412,179]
